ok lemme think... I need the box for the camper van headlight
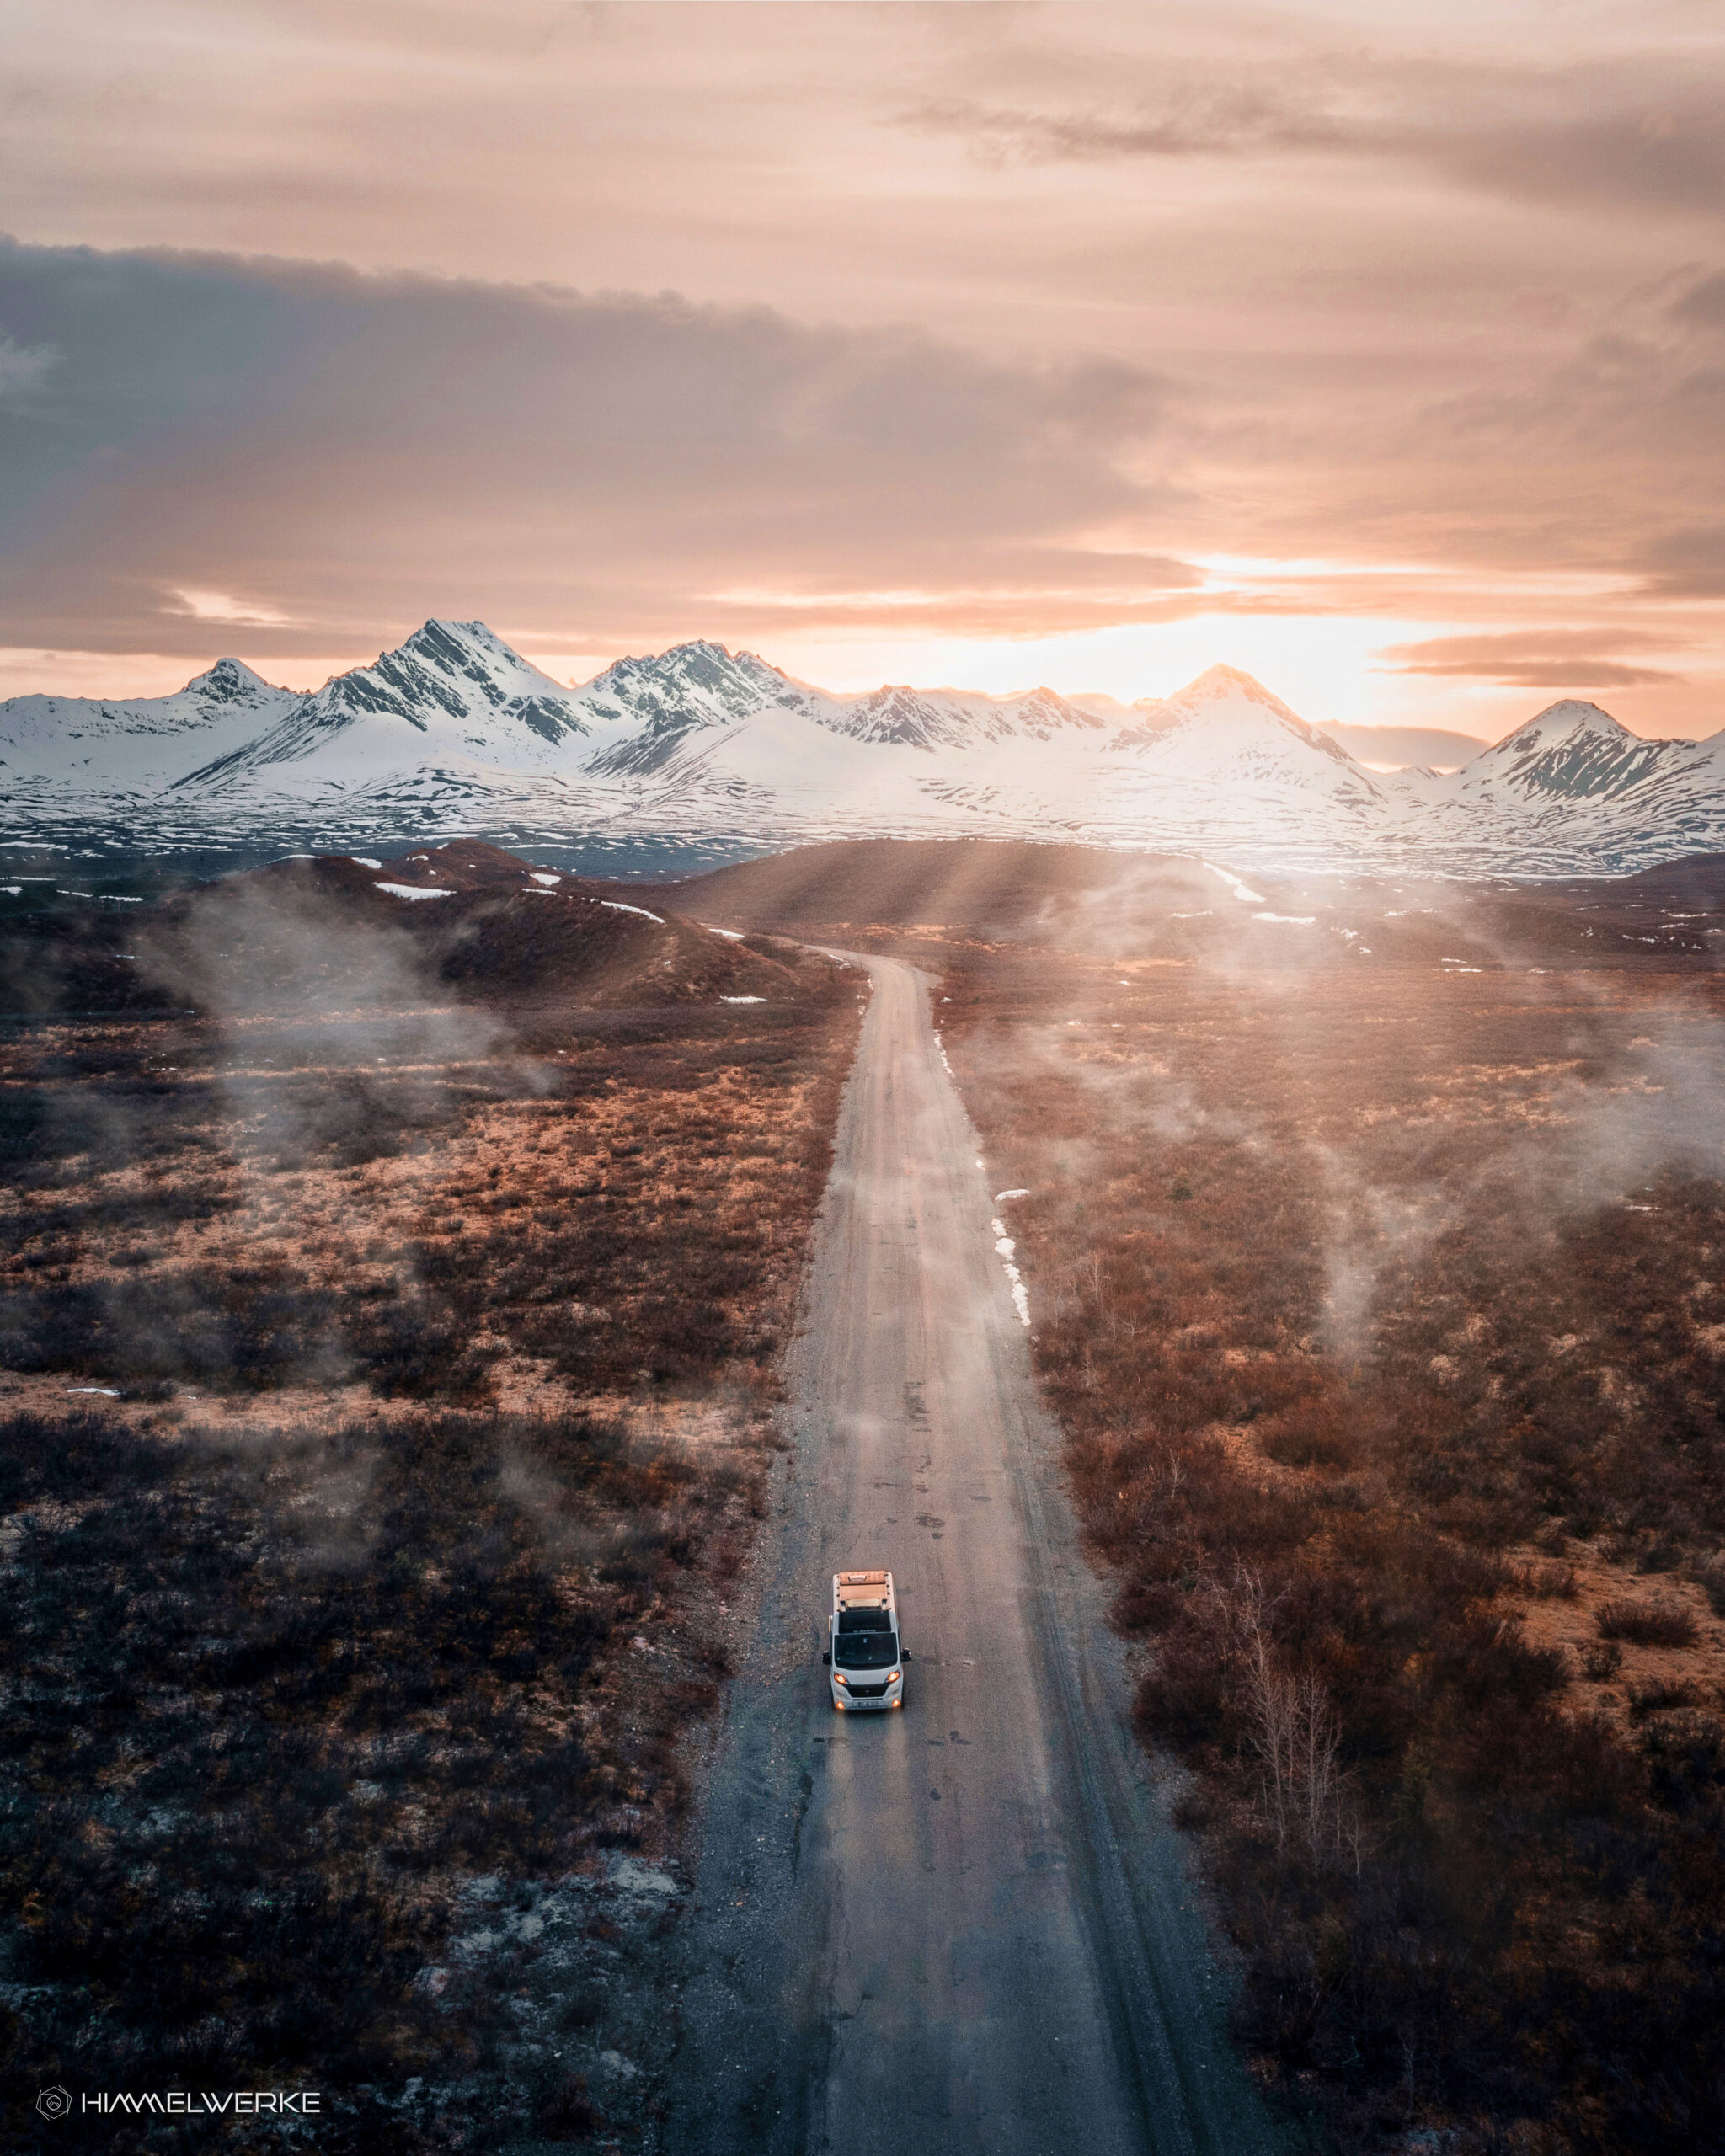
[887,1672,900,1684]
[831,1672,848,1686]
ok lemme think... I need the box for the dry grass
[937,940,1725,2156]
[0,882,862,2151]
[0,990,852,1398]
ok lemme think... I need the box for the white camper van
[823,1569,906,1710]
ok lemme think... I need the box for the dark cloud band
[0,237,1181,656]
[1378,630,1687,691]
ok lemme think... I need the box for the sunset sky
[3,1,1723,743]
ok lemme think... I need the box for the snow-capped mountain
[1374,700,1725,872]
[0,658,302,791]
[573,645,1103,768]
[1454,699,1684,803]
[1112,665,1388,814]
[575,641,825,777]
[3,619,1722,877]
[824,683,1103,751]
[894,663,1398,862]
[179,620,593,790]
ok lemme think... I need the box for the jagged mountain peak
[823,679,1099,752]
[1108,664,1382,810]
[1019,685,1100,728]
[663,637,761,668]
[402,616,499,652]
[595,637,781,680]
[392,616,552,684]
[1158,664,1308,722]
[1130,664,1300,731]
[1462,697,1679,803]
[334,617,569,698]
[834,685,973,750]
[174,619,592,790]
[1503,698,1632,749]
[1128,664,1356,763]
[310,619,584,739]
[1191,662,1279,696]
[583,639,796,709]
[184,657,280,702]
[0,650,303,788]
[572,642,814,777]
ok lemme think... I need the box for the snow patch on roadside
[991,1216,1031,1327]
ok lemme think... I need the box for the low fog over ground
[4,832,1724,2153]
[660,837,1725,2153]
[0,843,862,2148]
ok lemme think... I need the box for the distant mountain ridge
[2,618,1720,878]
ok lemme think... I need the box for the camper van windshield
[834,1630,899,1670]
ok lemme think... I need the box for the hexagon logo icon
[37,2087,72,2120]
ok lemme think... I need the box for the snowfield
[3,619,1722,877]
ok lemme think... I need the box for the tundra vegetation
[673,835,1725,2154]
[0,846,860,2151]
[935,927,1725,2155]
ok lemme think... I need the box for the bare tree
[1224,1566,1349,1864]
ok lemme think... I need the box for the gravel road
[663,955,1299,2156]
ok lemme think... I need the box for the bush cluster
[941,947,1725,2154]
[0,1402,738,2148]
[0,906,862,2149]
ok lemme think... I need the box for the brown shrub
[0,907,863,2152]
[936,939,1725,2155]
[1596,1597,1701,1648]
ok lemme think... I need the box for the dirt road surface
[664,956,1295,2155]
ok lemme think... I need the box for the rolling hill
[0,840,817,1019]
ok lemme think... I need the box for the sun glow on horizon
[745,614,1496,730]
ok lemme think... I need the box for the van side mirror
[821,1652,831,1666]
[900,1649,911,1662]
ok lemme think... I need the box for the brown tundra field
[684,836,1725,2156]
[0,844,861,2153]
[6,831,1725,2156]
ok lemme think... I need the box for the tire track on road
[665,954,1299,2156]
